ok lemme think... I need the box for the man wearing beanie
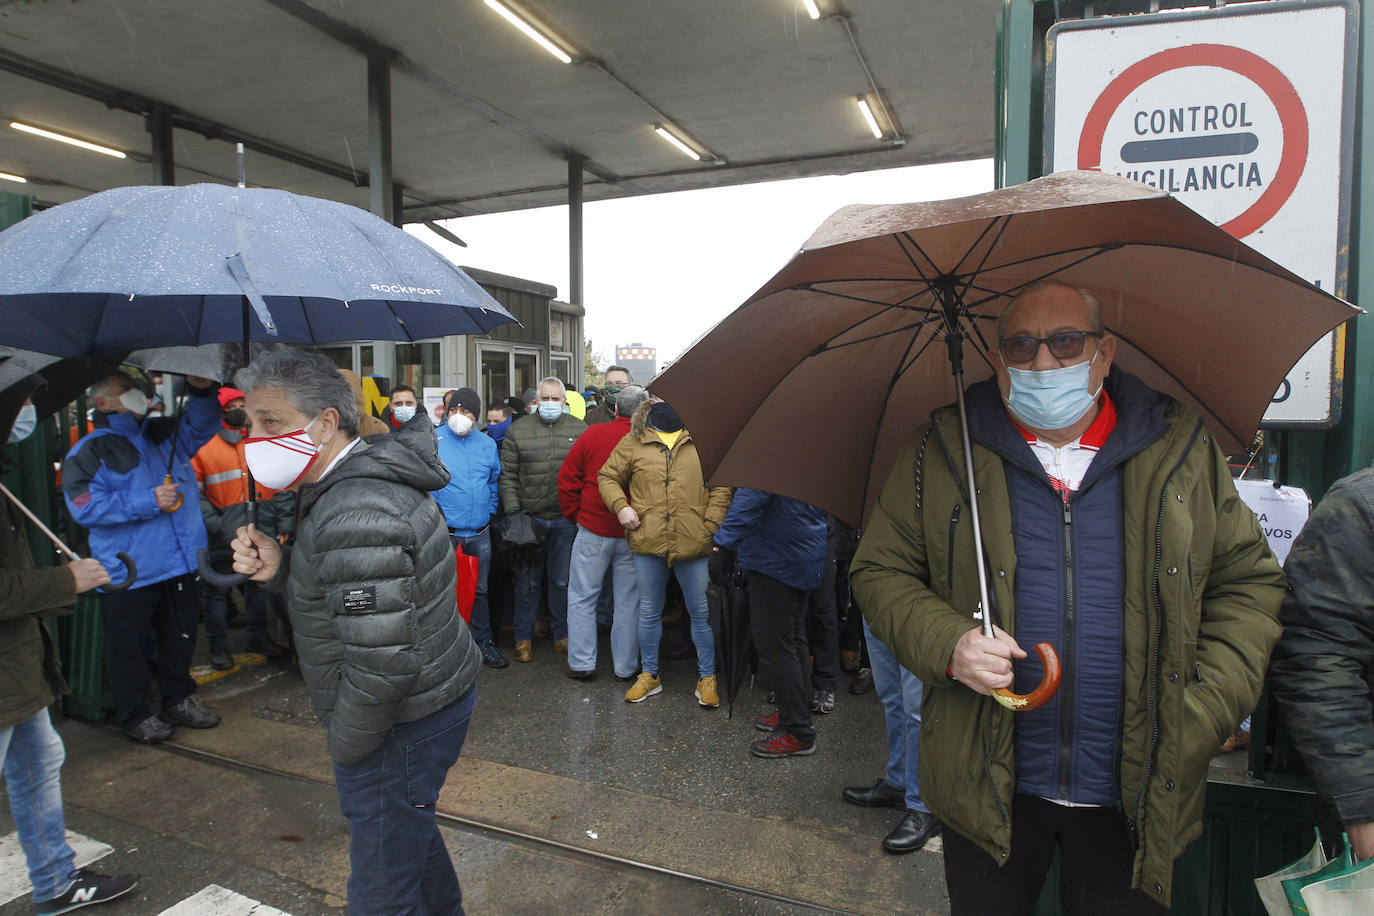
[192,386,292,669]
[435,387,506,668]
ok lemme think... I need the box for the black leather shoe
[209,651,235,671]
[565,666,596,680]
[882,809,941,854]
[849,667,875,695]
[162,696,220,729]
[124,716,173,744]
[843,778,905,809]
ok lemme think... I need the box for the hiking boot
[123,716,173,745]
[754,711,779,732]
[624,672,662,703]
[849,667,875,695]
[480,640,509,668]
[750,730,816,758]
[515,640,533,663]
[162,696,220,729]
[695,676,720,708]
[553,637,569,654]
[810,688,836,714]
[533,620,552,640]
[209,650,235,671]
[34,868,138,914]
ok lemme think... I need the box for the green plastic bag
[1282,834,1356,914]
[1255,830,1328,916]
[1299,851,1374,916]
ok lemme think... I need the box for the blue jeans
[0,709,77,902]
[864,619,928,813]
[566,527,640,677]
[632,554,715,678]
[451,530,493,646]
[514,516,576,641]
[333,687,477,915]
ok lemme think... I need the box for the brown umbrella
[653,169,1358,531]
[652,169,1357,712]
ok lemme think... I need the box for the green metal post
[996,0,1041,188]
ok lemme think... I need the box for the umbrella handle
[101,552,138,593]
[162,474,183,513]
[197,547,250,588]
[992,642,1062,712]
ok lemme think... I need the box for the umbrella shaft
[953,374,995,639]
[0,480,80,561]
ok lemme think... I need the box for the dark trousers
[201,578,269,653]
[747,571,814,742]
[99,573,199,730]
[942,794,1168,916]
[806,541,840,690]
[333,686,477,916]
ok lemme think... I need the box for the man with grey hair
[500,376,587,661]
[850,281,1283,911]
[585,364,634,425]
[63,370,222,744]
[559,385,647,678]
[228,349,479,913]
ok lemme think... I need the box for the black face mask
[223,408,248,428]
[649,402,683,432]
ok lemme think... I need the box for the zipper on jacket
[1057,492,1077,801]
[1129,418,1205,845]
[983,701,1010,831]
[662,444,673,561]
[947,504,962,588]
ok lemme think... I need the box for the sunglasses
[998,330,1102,364]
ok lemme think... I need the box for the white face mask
[243,414,322,489]
[118,388,149,416]
[392,404,417,424]
[447,413,474,437]
[7,404,36,445]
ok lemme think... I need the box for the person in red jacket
[558,385,647,679]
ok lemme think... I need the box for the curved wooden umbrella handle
[162,474,183,513]
[992,642,1062,712]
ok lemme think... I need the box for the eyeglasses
[998,330,1102,364]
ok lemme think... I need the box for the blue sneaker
[480,639,509,669]
[35,869,138,914]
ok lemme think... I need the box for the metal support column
[568,153,585,307]
[367,48,395,224]
[148,104,175,186]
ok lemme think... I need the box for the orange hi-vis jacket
[192,425,280,509]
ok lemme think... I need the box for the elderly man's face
[992,285,1116,404]
[538,382,565,407]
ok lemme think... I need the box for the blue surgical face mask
[1004,350,1102,431]
[7,404,36,445]
[538,401,563,422]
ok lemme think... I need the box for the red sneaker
[754,712,779,732]
[751,730,816,758]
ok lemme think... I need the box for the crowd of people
[9,282,1374,913]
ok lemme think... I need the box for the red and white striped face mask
[243,414,321,489]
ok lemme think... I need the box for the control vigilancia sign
[1044,0,1358,426]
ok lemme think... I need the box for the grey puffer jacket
[273,415,479,765]
[499,411,587,518]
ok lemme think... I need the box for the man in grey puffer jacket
[229,350,478,915]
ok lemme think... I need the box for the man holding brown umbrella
[851,282,1284,913]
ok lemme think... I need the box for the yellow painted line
[191,653,268,685]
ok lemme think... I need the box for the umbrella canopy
[652,170,1360,529]
[0,183,515,360]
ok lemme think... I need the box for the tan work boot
[695,675,720,708]
[624,672,662,703]
[515,640,533,663]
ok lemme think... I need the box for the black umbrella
[708,569,753,718]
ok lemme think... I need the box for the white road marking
[158,884,293,915]
[0,830,113,905]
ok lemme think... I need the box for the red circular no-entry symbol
[1077,43,1308,239]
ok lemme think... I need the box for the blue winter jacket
[433,423,500,537]
[62,386,221,589]
[714,488,827,593]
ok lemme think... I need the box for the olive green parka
[598,403,732,565]
[850,375,1284,905]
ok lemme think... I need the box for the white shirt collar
[317,436,363,481]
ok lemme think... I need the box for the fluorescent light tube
[857,97,883,139]
[0,170,26,183]
[10,122,127,159]
[484,0,573,64]
[802,0,822,19]
[654,125,701,161]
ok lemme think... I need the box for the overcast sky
[409,157,994,366]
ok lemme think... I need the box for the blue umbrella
[0,183,515,359]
